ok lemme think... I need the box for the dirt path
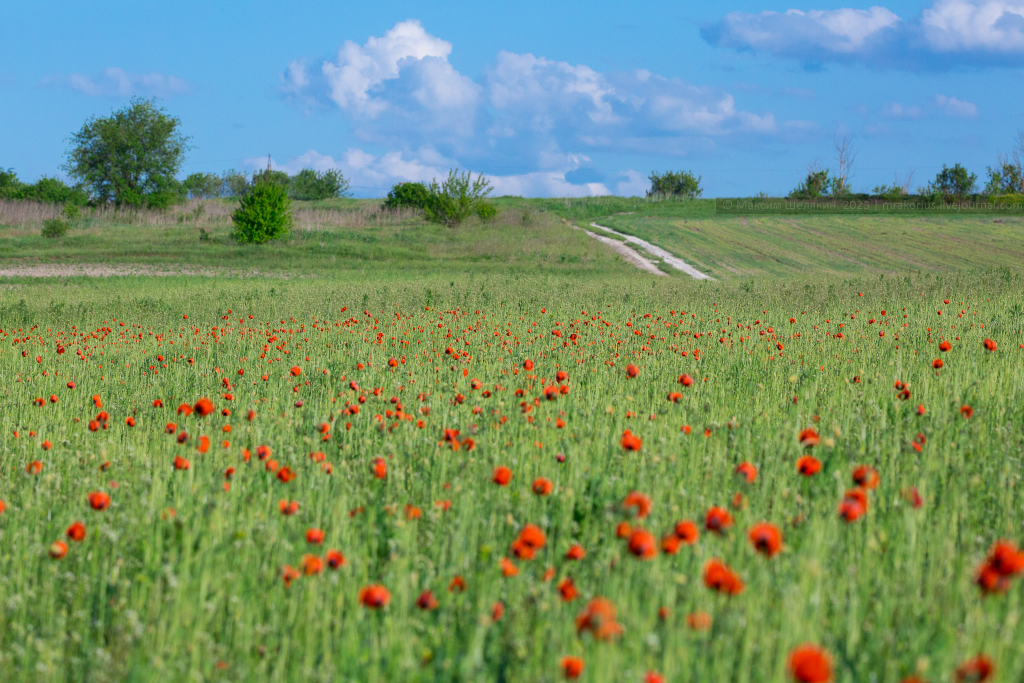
[590,222,714,280]
[574,226,666,276]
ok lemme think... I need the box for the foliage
[0,168,88,205]
[222,170,250,197]
[423,170,493,228]
[648,170,703,199]
[63,97,190,208]
[289,169,351,201]
[985,161,1024,195]
[789,167,832,199]
[182,172,224,199]
[383,182,431,210]
[926,163,978,201]
[40,218,68,238]
[251,169,290,190]
[231,179,292,244]
[0,167,21,199]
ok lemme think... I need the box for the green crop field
[2,203,1024,683]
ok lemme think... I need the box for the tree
[832,134,856,196]
[251,169,290,190]
[183,172,224,199]
[926,164,977,201]
[383,182,430,210]
[424,170,493,228]
[64,98,190,208]
[289,168,350,200]
[232,179,292,244]
[984,131,1024,195]
[648,170,702,199]
[0,168,23,199]
[222,170,250,197]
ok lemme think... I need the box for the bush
[251,169,290,190]
[789,168,832,199]
[289,169,350,200]
[231,181,292,244]
[222,170,249,197]
[41,219,69,239]
[424,171,493,228]
[383,182,430,210]
[477,201,498,222]
[63,203,80,220]
[648,170,702,199]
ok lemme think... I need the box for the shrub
[477,201,498,222]
[789,167,831,199]
[424,171,493,228]
[183,172,224,199]
[41,219,69,239]
[289,169,350,200]
[648,170,702,199]
[62,203,80,221]
[383,182,430,210]
[231,181,292,244]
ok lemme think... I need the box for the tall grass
[0,271,1021,682]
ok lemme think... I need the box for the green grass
[1,268,1024,682]
[598,213,1024,279]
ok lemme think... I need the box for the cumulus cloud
[703,0,1024,69]
[42,67,192,97]
[280,20,782,196]
[934,93,978,116]
[883,102,925,119]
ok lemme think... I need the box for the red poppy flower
[575,597,623,640]
[625,363,639,378]
[277,467,296,483]
[955,655,994,683]
[660,534,682,555]
[839,489,867,522]
[177,403,193,416]
[448,575,466,593]
[982,338,997,352]
[615,521,632,539]
[197,435,210,454]
[491,601,505,621]
[372,458,387,479]
[674,520,700,544]
[620,430,642,451]
[302,555,323,575]
[627,529,657,559]
[705,506,733,533]
[500,557,519,577]
[644,672,665,683]
[49,541,69,559]
[735,462,757,483]
[492,466,512,486]
[623,491,652,518]
[703,559,744,595]
[66,521,86,542]
[560,656,584,680]
[416,590,439,610]
[325,550,345,568]
[932,358,944,369]
[358,584,391,608]
[173,456,190,470]
[797,456,822,476]
[26,460,43,475]
[678,373,694,387]
[799,429,820,447]
[748,522,783,557]
[305,528,324,544]
[565,544,586,561]
[532,477,553,496]
[960,405,974,419]
[281,565,301,586]
[193,397,214,416]
[517,523,547,551]
[87,491,111,510]
[557,577,579,601]
[686,612,712,630]
[939,340,952,352]
[523,359,534,371]
[852,465,879,489]
[290,366,302,376]
[279,499,299,515]
[788,644,832,683]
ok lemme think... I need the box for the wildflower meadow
[1,269,1023,683]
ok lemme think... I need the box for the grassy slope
[599,213,1024,279]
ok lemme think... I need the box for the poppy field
[2,269,1023,683]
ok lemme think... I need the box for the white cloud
[884,102,926,119]
[934,93,978,116]
[922,0,1024,51]
[43,67,191,97]
[703,0,1024,69]
[616,170,649,197]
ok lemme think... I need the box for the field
[2,203,1024,683]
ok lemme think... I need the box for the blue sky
[1,0,1022,197]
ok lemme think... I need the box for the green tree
[64,98,190,208]
[182,172,224,199]
[424,170,493,228]
[648,170,702,199]
[0,168,23,199]
[222,170,250,197]
[984,132,1024,195]
[927,164,977,201]
[383,182,430,210]
[289,168,350,200]
[251,169,290,190]
[789,165,832,199]
[232,180,292,244]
